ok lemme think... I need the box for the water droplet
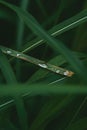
[17,54,21,57]
[38,64,47,68]
[56,70,60,73]
[64,71,69,76]
[7,50,11,54]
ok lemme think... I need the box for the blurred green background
[0,0,87,130]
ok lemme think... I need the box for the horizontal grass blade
[0,84,87,96]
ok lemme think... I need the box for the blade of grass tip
[0,50,29,130]
[22,9,87,53]
[27,51,87,84]
[0,45,74,77]
[0,1,87,82]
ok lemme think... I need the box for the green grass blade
[16,0,29,81]
[16,0,29,49]
[27,52,87,83]
[0,50,28,129]
[0,84,87,96]
[65,96,87,130]
[29,95,74,130]
[0,117,18,130]
[0,51,28,129]
[66,118,87,130]
[0,45,74,77]
[22,9,87,52]
[14,96,29,130]
[35,0,47,17]
[0,50,17,84]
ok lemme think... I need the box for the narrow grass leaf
[0,50,17,84]
[22,9,87,52]
[66,118,87,130]
[29,95,74,130]
[27,52,87,83]
[0,84,87,96]
[35,0,47,17]
[0,45,74,77]
[14,96,29,130]
[0,51,28,129]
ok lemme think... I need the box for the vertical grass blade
[0,50,29,129]
[16,0,29,49]
[0,50,17,84]
[14,96,29,130]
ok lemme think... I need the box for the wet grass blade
[27,52,87,83]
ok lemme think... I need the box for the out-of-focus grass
[0,0,87,130]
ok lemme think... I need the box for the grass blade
[0,50,17,84]
[0,84,87,96]
[0,45,74,77]
[22,9,87,52]
[66,117,87,130]
[0,50,28,129]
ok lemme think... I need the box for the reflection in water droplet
[38,64,47,68]
[7,50,11,54]
[56,70,60,73]
[17,54,21,57]
[64,71,69,76]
